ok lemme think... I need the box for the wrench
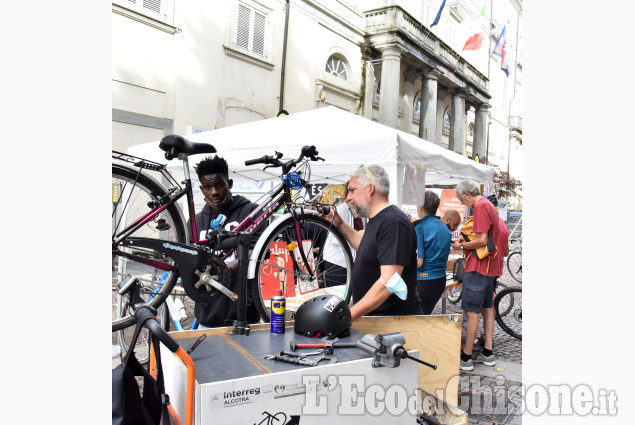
[290,336,357,352]
[264,354,316,367]
[313,353,337,365]
[279,350,324,358]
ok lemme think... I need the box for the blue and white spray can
[270,289,286,334]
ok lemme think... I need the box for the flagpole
[485,0,493,164]
[507,5,521,176]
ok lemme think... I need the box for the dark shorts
[461,271,495,313]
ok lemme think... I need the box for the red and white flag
[462,2,487,51]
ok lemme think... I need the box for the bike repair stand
[232,232,251,336]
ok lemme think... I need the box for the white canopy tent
[128,106,493,206]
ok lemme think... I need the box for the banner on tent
[402,166,425,206]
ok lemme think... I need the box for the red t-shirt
[464,198,501,276]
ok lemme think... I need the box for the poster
[259,240,318,300]
[437,189,465,222]
[401,166,425,206]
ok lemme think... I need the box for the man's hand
[322,205,343,227]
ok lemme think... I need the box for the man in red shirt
[473,195,509,353]
[451,180,502,371]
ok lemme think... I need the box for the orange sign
[259,240,319,300]
[437,189,465,222]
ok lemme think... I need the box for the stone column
[377,44,403,129]
[448,88,467,154]
[361,47,375,120]
[473,103,490,161]
[401,67,418,134]
[418,69,441,143]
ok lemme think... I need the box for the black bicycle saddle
[159,134,217,160]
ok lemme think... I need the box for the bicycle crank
[191,258,235,301]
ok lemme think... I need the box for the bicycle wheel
[494,282,513,316]
[112,164,186,331]
[506,251,522,283]
[250,215,353,322]
[494,287,522,340]
[447,285,462,304]
[117,294,170,365]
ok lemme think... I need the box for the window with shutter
[237,5,250,50]
[234,2,267,58]
[253,12,265,56]
[113,0,175,29]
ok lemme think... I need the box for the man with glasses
[191,155,267,328]
[451,180,501,371]
[325,164,423,321]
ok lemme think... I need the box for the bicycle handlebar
[244,145,324,172]
[134,305,180,353]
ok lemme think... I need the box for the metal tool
[356,332,437,370]
[312,352,337,365]
[264,354,316,366]
[290,336,357,352]
[279,350,324,358]
[186,334,207,355]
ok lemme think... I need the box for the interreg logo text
[162,242,198,255]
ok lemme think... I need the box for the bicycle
[494,286,522,340]
[112,135,353,333]
[113,276,196,425]
[507,249,522,283]
[117,272,189,365]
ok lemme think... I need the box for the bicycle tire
[250,215,353,322]
[494,282,513,316]
[447,289,462,304]
[494,287,522,340]
[506,251,522,283]
[112,164,186,331]
[117,295,170,365]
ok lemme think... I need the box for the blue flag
[431,0,446,27]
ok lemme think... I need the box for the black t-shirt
[352,205,422,315]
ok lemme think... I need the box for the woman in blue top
[414,191,452,314]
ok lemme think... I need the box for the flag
[493,25,511,77]
[501,49,510,76]
[492,25,507,57]
[431,0,446,27]
[462,33,483,51]
[462,2,487,51]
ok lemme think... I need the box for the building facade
[112,0,522,208]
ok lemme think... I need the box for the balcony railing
[364,6,488,92]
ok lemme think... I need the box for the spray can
[270,289,286,334]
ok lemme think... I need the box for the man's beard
[352,199,370,218]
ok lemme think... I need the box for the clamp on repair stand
[357,332,437,370]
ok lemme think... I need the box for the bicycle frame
[113,153,321,292]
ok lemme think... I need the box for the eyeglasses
[359,163,375,185]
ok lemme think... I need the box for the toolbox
[161,326,420,424]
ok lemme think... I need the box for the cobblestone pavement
[431,263,522,425]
